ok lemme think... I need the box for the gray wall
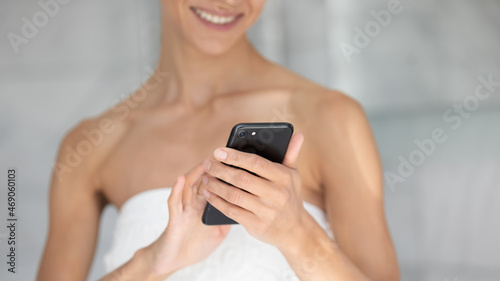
[0,0,499,280]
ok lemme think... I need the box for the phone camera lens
[238,131,247,138]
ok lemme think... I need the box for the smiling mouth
[190,7,243,25]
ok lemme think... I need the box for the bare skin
[37,1,400,280]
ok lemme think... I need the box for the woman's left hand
[199,133,308,250]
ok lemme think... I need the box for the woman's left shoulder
[268,66,368,129]
[290,84,368,131]
[291,83,382,191]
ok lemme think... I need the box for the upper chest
[98,91,323,209]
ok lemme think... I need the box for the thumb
[168,175,185,215]
[282,133,304,169]
[183,163,206,208]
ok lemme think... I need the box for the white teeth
[193,8,236,25]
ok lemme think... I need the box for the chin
[188,36,243,56]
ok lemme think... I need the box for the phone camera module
[238,131,247,138]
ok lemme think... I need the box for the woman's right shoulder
[54,107,131,184]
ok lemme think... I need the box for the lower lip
[191,8,243,31]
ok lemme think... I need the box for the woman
[37,0,400,280]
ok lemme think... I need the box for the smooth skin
[37,0,400,280]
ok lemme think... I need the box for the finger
[186,162,206,186]
[168,175,185,215]
[182,163,206,208]
[282,133,304,169]
[203,175,261,213]
[203,158,269,197]
[203,188,254,226]
[212,147,281,180]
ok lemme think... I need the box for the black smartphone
[201,122,294,225]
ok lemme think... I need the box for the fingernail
[203,189,211,198]
[203,176,209,185]
[214,148,227,160]
[203,159,212,171]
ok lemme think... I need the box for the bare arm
[259,93,400,281]
[279,94,400,281]
[321,96,399,280]
[37,121,175,281]
[98,248,173,281]
[37,121,107,280]
[38,119,229,280]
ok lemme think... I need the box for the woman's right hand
[142,163,231,278]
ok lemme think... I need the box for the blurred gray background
[1,0,499,280]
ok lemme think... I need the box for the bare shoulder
[288,85,367,133]
[54,106,130,187]
[266,64,366,126]
[40,109,130,280]
[312,89,367,132]
[267,65,370,148]
[286,78,382,194]
[303,89,375,163]
[292,87,372,156]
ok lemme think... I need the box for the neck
[152,22,266,109]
